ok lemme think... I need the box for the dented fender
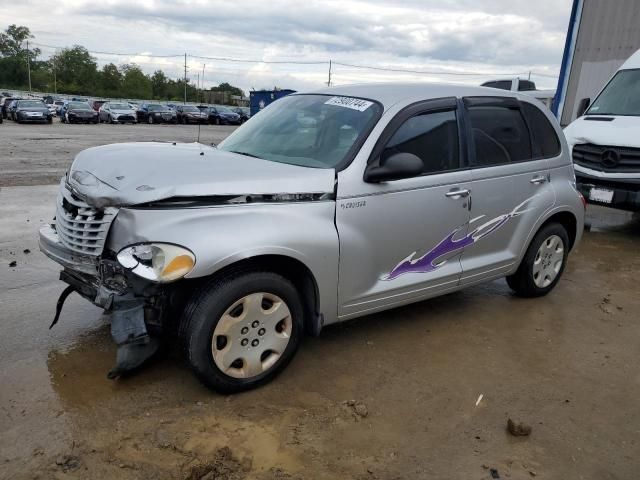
[107,201,341,324]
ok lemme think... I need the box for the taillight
[578,192,587,209]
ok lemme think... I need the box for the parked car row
[0,97,53,124]
[1,93,250,127]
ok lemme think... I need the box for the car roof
[303,82,528,111]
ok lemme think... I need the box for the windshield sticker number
[325,97,373,112]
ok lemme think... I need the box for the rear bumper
[575,171,640,211]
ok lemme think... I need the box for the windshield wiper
[229,150,262,159]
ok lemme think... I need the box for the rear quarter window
[521,103,561,158]
[467,104,532,166]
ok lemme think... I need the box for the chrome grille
[54,185,118,256]
[573,143,640,173]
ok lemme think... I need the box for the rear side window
[382,109,459,174]
[467,105,532,166]
[518,80,536,91]
[521,103,561,158]
[482,81,512,91]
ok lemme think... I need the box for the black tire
[179,270,304,393]
[148,115,153,124]
[506,223,570,298]
[47,117,52,124]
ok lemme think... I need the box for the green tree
[120,64,152,99]
[211,81,245,98]
[0,24,40,59]
[98,63,123,97]
[0,24,41,88]
[50,46,98,95]
[151,70,168,99]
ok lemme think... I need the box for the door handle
[530,175,547,185]
[445,188,470,198]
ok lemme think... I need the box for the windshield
[587,69,640,116]
[148,104,166,111]
[18,100,44,108]
[218,94,381,168]
[182,106,199,112]
[68,102,89,109]
[215,105,232,113]
[110,103,130,110]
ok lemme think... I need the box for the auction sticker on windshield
[325,96,373,111]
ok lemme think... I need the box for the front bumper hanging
[42,224,163,378]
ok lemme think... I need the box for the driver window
[382,109,460,174]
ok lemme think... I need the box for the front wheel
[507,223,569,297]
[148,115,153,124]
[179,271,303,393]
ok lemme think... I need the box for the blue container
[249,89,296,117]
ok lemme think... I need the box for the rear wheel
[179,271,303,393]
[507,223,569,297]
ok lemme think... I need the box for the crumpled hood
[564,115,640,148]
[67,142,336,208]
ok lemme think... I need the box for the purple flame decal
[383,195,537,281]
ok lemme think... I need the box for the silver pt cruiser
[40,84,585,393]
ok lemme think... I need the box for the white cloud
[1,0,572,92]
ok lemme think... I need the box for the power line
[190,54,327,65]
[334,61,532,78]
[31,42,183,58]
[29,41,557,79]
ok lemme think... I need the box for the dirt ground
[0,120,237,187]
[1,122,640,480]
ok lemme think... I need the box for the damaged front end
[39,179,173,378]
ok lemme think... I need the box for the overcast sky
[1,0,573,93]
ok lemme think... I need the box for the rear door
[459,97,556,284]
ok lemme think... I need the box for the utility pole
[26,40,32,94]
[201,64,206,103]
[327,60,332,87]
[184,53,187,104]
[53,55,57,94]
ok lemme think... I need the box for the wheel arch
[190,254,323,337]
[539,210,578,250]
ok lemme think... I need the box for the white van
[564,49,640,211]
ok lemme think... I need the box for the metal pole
[53,56,57,94]
[201,64,205,103]
[327,60,332,86]
[26,40,32,94]
[528,71,531,80]
[184,53,187,104]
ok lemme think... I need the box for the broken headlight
[117,243,195,283]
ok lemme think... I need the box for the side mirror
[577,97,591,117]
[364,152,423,183]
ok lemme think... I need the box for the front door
[336,99,473,319]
